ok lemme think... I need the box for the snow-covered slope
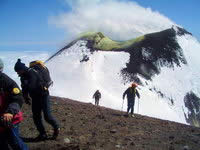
[46,27,200,126]
[47,40,129,108]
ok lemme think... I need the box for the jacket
[123,87,140,100]
[0,72,24,131]
[93,91,101,100]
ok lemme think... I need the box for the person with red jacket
[0,58,28,150]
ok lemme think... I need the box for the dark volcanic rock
[184,92,200,127]
[19,96,200,150]
[121,28,187,83]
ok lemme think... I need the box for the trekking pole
[121,99,124,115]
[137,99,139,114]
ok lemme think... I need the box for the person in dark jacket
[123,83,140,117]
[14,59,60,141]
[93,90,101,106]
[0,58,28,150]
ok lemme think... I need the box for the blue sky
[0,0,199,53]
[0,0,68,52]
[134,0,200,37]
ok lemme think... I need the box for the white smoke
[49,0,176,41]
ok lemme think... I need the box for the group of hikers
[0,57,140,150]
[92,83,140,117]
[0,58,60,150]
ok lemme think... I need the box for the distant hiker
[0,58,28,150]
[123,83,140,117]
[93,90,101,106]
[14,59,60,141]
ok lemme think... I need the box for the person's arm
[21,77,29,97]
[3,74,24,115]
[20,76,31,105]
[136,89,140,99]
[123,88,128,99]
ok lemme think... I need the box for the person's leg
[95,99,97,105]
[95,99,98,105]
[7,125,29,150]
[42,94,59,130]
[0,131,10,150]
[97,99,99,106]
[42,94,60,139]
[130,100,135,114]
[127,99,131,114]
[32,99,46,135]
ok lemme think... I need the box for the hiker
[93,90,101,106]
[14,59,60,141]
[0,58,28,150]
[123,83,140,117]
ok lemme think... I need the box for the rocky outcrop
[121,28,187,82]
[184,92,200,127]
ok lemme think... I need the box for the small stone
[110,129,117,133]
[115,145,121,148]
[124,137,132,141]
[79,135,87,143]
[183,145,189,150]
[130,142,135,146]
[169,135,175,140]
[64,138,71,144]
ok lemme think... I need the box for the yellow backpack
[29,60,53,88]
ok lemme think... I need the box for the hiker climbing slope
[14,59,60,141]
[93,90,101,106]
[123,83,140,117]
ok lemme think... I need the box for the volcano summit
[46,26,200,127]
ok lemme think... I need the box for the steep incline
[20,96,200,150]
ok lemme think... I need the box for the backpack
[94,91,101,99]
[29,60,53,88]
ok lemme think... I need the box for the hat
[14,59,28,72]
[131,83,138,88]
[0,58,4,72]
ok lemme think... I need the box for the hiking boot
[52,128,60,140]
[131,114,135,117]
[34,133,48,142]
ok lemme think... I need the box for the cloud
[49,0,176,41]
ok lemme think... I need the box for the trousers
[0,124,28,150]
[31,94,59,134]
[127,99,135,114]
